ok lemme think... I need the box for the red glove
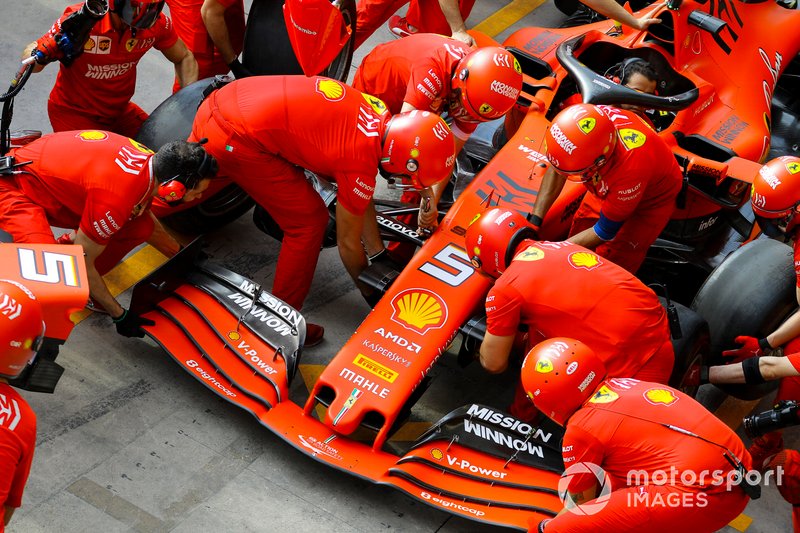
[33,34,64,65]
[722,335,771,364]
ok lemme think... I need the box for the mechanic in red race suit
[189,75,455,346]
[165,0,246,91]
[465,207,674,419]
[0,281,43,531]
[530,103,682,274]
[353,37,521,249]
[0,131,217,337]
[521,338,752,533]
[24,0,198,137]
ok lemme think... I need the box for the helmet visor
[448,92,482,124]
[553,157,609,183]
[119,0,163,29]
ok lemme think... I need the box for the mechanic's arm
[161,39,198,89]
[479,331,516,373]
[439,0,475,47]
[710,356,800,384]
[567,209,623,249]
[21,42,47,73]
[73,230,125,318]
[361,201,385,257]
[530,166,567,223]
[336,202,371,294]
[147,211,181,257]
[582,0,661,30]
[201,0,237,64]
[762,287,800,348]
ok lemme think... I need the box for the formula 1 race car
[96,0,800,529]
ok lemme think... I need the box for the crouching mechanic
[465,207,674,420]
[530,103,682,274]
[522,338,753,533]
[696,156,800,467]
[190,75,455,346]
[24,0,198,137]
[0,281,44,528]
[0,131,218,337]
[353,37,522,238]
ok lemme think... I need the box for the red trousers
[190,100,329,310]
[541,484,748,533]
[354,0,476,49]
[569,193,676,275]
[47,100,149,139]
[0,180,153,275]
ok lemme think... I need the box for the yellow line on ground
[473,0,548,38]
[70,245,168,324]
[728,513,753,532]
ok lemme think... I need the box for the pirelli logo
[353,354,398,383]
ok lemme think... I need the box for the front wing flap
[134,253,561,530]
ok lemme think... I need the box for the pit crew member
[23,0,198,137]
[530,103,682,274]
[165,0,246,91]
[189,75,455,346]
[0,281,43,529]
[466,207,674,419]
[522,338,752,533]
[0,131,217,337]
[353,37,522,239]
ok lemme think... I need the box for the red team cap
[380,110,455,189]
[520,337,606,426]
[450,47,523,123]
[465,207,537,278]
[0,280,45,379]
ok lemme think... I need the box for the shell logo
[568,251,602,271]
[77,130,108,142]
[83,37,96,52]
[588,385,619,404]
[227,331,241,341]
[578,117,596,134]
[316,78,345,102]
[390,288,448,334]
[479,103,494,116]
[431,448,444,460]
[787,161,800,175]
[535,358,553,374]
[643,388,678,406]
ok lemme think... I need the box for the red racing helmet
[544,104,617,180]
[112,0,165,29]
[0,280,45,380]
[465,207,537,278]
[380,110,456,190]
[450,47,523,123]
[751,156,800,238]
[520,338,606,426]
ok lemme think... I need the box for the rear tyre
[243,0,355,82]
[691,239,796,400]
[667,300,710,399]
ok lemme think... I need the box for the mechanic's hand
[113,308,155,338]
[682,365,709,387]
[418,195,438,233]
[227,58,252,79]
[450,30,476,47]
[632,16,662,31]
[722,335,772,364]
[33,34,64,65]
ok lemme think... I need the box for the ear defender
[157,139,218,204]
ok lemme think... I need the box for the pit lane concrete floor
[1,0,795,531]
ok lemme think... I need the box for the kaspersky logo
[390,288,448,334]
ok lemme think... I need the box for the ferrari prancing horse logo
[578,118,596,134]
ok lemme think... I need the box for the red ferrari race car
[112,0,800,530]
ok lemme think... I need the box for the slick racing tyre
[136,78,254,234]
[243,0,355,82]
[692,238,796,400]
[666,299,710,399]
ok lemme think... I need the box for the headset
[157,139,219,204]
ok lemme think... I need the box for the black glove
[113,308,155,338]
[527,213,543,239]
[227,58,252,79]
